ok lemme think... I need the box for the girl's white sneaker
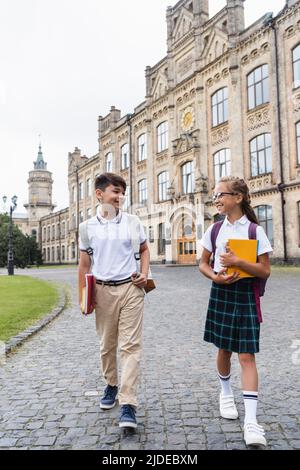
[244,421,267,447]
[219,393,239,419]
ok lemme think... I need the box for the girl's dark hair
[218,176,259,225]
[95,173,126,193]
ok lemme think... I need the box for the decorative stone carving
[211,124,229,146]
[195,175,208,194]
[249,174,273,192]
[173,130,199,156]
[247,106,270,131]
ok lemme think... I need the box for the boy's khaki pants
[95,281,144,408]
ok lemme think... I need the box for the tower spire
[34,139,47,170]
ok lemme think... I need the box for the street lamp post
[2,195,18,276]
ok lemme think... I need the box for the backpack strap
[248,222,258,241]
[210,220,224,269]
[79,221,94,259]
[127,214,141,261]
[127,213,153,281]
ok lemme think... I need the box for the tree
[0,214,43,268]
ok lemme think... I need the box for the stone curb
[4,285,68,356]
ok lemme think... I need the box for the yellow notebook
[226,239,258,278]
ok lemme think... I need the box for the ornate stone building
[22,0,300,264]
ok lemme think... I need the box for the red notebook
[81,274,96,316]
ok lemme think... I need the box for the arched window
[157,122,168,153]
[247,64,269,110]
[296,121,300,165]
[250,133,272,177]
[254,205,274,246]
[214,149,231,183]
[293,44,300,88]
[181,161,195,194]
[138,134,147,162]
[211,87,228,127]
[138,179,147,205]
[105,152,113,172]
[158,171,169,201]
[121,144,129,170]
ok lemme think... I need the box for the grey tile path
[0,266,299,450]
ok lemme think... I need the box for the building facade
[20,0,300,264]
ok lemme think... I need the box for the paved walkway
[0,266,299,450]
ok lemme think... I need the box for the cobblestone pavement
[0,266,299,450]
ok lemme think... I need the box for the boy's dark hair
[95,173,127,193]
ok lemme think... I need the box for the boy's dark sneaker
[100,385,118,409]
[119,404,137,428]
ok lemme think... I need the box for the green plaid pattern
[204,278,260,353]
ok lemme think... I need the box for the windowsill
[249,172,272,180]
[247,102,270,114]
[157,149,169,156]
[211,120,229,130]
[292,85,300,92]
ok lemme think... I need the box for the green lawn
[0,276,59,342]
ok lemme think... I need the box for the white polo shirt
[79,208,146,281]
[200,215,273,273]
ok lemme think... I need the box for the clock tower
[24,144,56,240]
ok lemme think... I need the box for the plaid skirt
[204,278,260,354]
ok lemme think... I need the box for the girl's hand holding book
[213,268,240,285]
[219,244,240,268]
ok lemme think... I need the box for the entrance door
[177,238,197,264]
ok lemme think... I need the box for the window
[87,208,92,219]
[247,64,269,110]
[138,179,147,205]
[121,144,129,170]
[138,134,147,161]
[214,149,231,183]
[297,121,300,165]
[71,242,76,260]
[61,222,65,238]
[43,249,46,260]
[86,178,91,197]
[181,161,195,194]
[47,247,50,261]
[56,224,60,239]
[62,246,65,261]
[52,247,55,262]
[31,229,37,240]
[79,182,83,200]
[149,226,154,243]
[158,223,166,256]
[254,205,274,246]
[157,121,168,153]
[79,211,84,224]
[158,171,169,201]
[57,246,60,262]
[123,186,130,211]
[298,202,300,243]
[43,227,46,242]
[105,152,113,172]
[47,226,50,241]
[212,87,228,127]
[72,212,76,229]
[293,44,300,88]
[52,225,55,240]
[250,133,272,177]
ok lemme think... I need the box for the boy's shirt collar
[96,206,122,224]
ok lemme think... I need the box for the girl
[199,176,273,447]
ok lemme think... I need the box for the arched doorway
[176,212,196,264]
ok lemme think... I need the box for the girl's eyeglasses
[212,192,238,202]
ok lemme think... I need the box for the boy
[78,172,150,428]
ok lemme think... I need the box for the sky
[0,0,285,213]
